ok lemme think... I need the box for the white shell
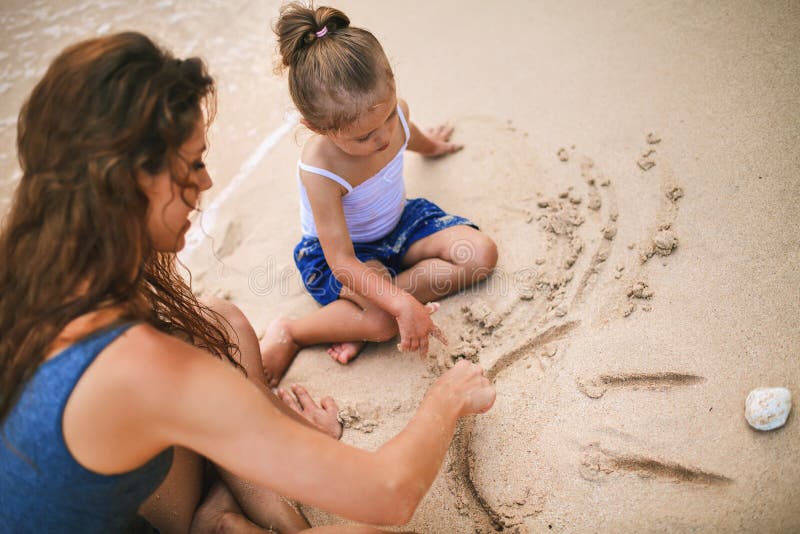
[745,387,792,431]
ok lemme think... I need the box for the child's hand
[395,299,448,356]
[423,124,463,157]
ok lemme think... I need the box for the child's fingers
[418,337,429,357]
[425,302,440,314]
[431,324,448,346]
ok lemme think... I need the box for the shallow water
[0,0,289,219]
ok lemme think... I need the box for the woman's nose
[198,169,212,192]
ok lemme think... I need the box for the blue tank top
[0,323,173,533]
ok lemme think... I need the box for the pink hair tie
[315,26,328,38]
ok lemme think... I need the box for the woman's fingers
[291,384,315,411]
[277,388,302,413]
[320,396,338,413]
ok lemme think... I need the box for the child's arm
[302,170,443,355]
[401,99,463,157]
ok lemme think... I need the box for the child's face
[328,86,399,157]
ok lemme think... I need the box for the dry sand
[1,1,799,532]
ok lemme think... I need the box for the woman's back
[0,324,173,532]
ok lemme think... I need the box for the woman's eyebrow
[183,144,207,157]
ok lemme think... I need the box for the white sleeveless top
[298,104,411,243]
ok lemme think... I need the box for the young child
[261,2,498,387]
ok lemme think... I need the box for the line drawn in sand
[437,136,729,531]
[577,372,706,399]
[443,148,624,531]
[580,442,732,486]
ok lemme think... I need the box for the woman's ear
[134,168,157,196]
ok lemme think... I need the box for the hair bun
[275,3,350,68]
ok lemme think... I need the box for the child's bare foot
[327,341,365,364]
[260,317,301,387]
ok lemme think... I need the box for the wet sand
[1,1,798,531]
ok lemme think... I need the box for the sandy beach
[1,1,798,531]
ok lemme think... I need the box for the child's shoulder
[398,98,410,120]
[300,134,339,171]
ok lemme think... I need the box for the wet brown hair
[275,2,394,131]
[0,32,240,423]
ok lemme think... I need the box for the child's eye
[356,135,371,143]
[193,161,206,170]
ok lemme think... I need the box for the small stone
[557,148,569,162]
[745,387,792,431]
[538,200,550,208]
[646,132,662,144]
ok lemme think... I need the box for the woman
[0,32,495,533]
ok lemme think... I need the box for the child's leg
[396,225,498,302]
[261,261,399,384]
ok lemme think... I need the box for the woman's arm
[131,326,494,525]
[400,100,463,157]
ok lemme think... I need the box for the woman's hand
[277,384,343,440]
[422,124,463,157]
[434,359,496,416]
[395,299,447,356]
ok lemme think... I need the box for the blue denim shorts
[294,198,478,305]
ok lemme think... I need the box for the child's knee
[473,234,498,275]
[365,308,398,342]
